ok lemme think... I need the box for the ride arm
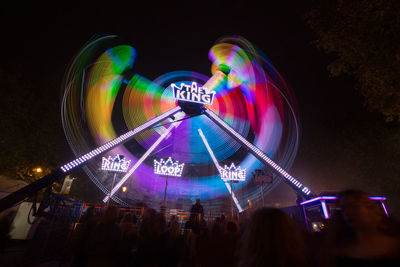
[203,108,314,199]
[0,106,182,213]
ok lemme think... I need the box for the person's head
[170,215,177,222]
[142,207,156,220]
[153,212,166,235]
[132,213,138,224]
[196,198,200,204]
[242,207,306,267]
[86,206,95,216]
[169,220,180,238]
[102,205,119,224]
[121,212,133,224]
[226,221,237,234]
[138,202,148,217]
[338,190,384,232]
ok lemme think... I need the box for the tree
[0,66,102,202]
[0,66,69,183]
[307,0,400,122]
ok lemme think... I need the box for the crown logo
[101,154,131,173]
[154,157,185,177]
[219,163,246,181]
[171,82,216,105]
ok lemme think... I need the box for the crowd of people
[1,190,400,266]
[65,191,400,267]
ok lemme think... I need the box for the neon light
[302,187,310,194]
[101,155,131,173]
[381,201,389,216]
[198,128,244,212]
[154,157,185,177]
[219,163,246,182]
[172,82,215,105]
[204,108,313,197]
[103,112,185,203]
[300,196,338,205]
[369,197,386,201]
[321,200,329,219]
[60,106,181,173]
[300,196,387,205]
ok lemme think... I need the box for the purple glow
[301,205,308,229]
[300,196,338,205]
[381,201,389,216]
[103,112,185,203]
[300,196,387,206]
[369,196,387,201]
[321,200,329,219]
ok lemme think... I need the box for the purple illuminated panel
[301,195,389,221]
[300,196,387,206]
[321,200,329,219]
[369,197,387,201]
[300,196,338,205]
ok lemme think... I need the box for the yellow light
[122,186,127,192]
[35,167,43,173]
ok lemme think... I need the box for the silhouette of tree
[307,0,400,122]
[0,66,68,183]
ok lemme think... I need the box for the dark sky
[2,1,353,133]
[2,1,396,212]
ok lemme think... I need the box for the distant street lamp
[34,167,43,173]
[122,186,127,193]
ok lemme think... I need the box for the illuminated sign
[252,169,273,184]
[154,157,184,177]
[101,154,131,173]
[219,163,246,181]
[172,82,215,105]
[204,109,313,196]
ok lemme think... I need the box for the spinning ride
[59,35,312,212]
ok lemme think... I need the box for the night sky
[1,2,398,214]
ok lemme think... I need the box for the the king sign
[172,82,215,105]
[219,163,246,182]
[101,155,131,173]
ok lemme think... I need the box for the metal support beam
[204,108,314,199]
[198,128,243,213]
[0,107,182,213]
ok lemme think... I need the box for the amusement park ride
[0,35,386,225]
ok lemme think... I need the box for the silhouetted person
[72,206,97,267]
[135,209,171,266]
[119,212,138,266]
[85,206,122,267]
[239,207,308,267]
[190,198,204,221]
[322,190,400,267]
[166,219,184,266]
